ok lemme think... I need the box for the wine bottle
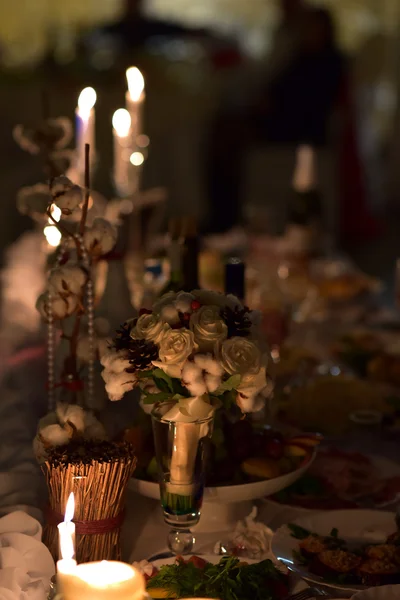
[181,216,200,291]
[159,218,184,295]
[288,145,322,227]
[224,257,245,302]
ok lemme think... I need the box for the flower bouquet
[102,290,274,547]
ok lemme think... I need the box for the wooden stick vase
[42,439,136,563]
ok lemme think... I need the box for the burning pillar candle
[57,492,77,594]
[112,108,133,197]
[58,492,76,559]
[62,560,145,600]
[75,87,97,178]
[125,67,145,150]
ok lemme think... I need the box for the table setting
[0,65,399,600]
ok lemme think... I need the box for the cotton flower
[181,354,224,396]
[83,218,117,257]
[13,117,72,155]
[190,305,227,352]
[159,304,180,326]
[153,328,197,378]
[175,291,195,313]
[100,348,131,373]
[49,264,87,297]
[131,313,170,345]
[36,292,78,320]
[102,369,138,401]
[153,291,178,313]
[17,184,50,219]
[50,176,83,215]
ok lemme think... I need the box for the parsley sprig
[147,556,287,600]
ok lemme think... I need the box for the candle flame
[112,109,131,137]
[130,151,144,166]
[65,492,75,523]
[126,67,144,101]
[78,87,97,116]
[43,225,62,247]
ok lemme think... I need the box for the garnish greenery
[288,524,311,540]
[147,556,287,600]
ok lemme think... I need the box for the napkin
[0,511,55,600]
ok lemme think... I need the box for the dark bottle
[287,145,323,228]
[181,216,200,291]
[159,218,184,295]
[224,257,245,302]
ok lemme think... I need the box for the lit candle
[57,493,77,594]
[62,560,145,600]
[75,87,97,178]
[58,492,76,559]
[112,108,133,197]
[125,67,145,150]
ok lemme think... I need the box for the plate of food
[136,553,306,599]
[129,426,319,504]
[264,449,400,521]
[272,509,400,597]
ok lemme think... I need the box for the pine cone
[126,339,159,372]
[114,320,136,351]
[221,306,252,338]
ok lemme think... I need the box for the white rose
[49,265,87,296]
[190,305,228,352]
[84,218,117,257]
[152,329,197,378]
[220,337,261,375]
[175,291,195,313]
[131,313,170,345]
[192,289,243,311]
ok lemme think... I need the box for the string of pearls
[46,234,95,411]
[46,239,68,412]
[74,233,95,407]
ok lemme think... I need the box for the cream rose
[220,337,261,375]
[190,305,227,352]
[152,329,197,378]
[131,313,170,345]
[192,289,243,311]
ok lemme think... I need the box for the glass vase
[151,401,215,555]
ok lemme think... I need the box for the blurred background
[1,0,400,276]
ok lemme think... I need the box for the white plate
[150,554,308,595]
[130,452,315,504]
[272,509,396,598]
[352,585,400,600]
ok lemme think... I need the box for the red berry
[265,437,284,460]
[187,555,208,569]
[191,300,201,311]
[139,308,152,316]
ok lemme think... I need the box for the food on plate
[145,554,289,600]
[273,448,400,510]
[279,375,393,434]
[289,521,400,587]
[131,414,319,486]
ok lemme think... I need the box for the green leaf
[136,369,154,380]
[153,368,174,393]
[142,392,172,404]
[214,374,241,395]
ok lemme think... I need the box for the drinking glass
[151,401,215,555]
